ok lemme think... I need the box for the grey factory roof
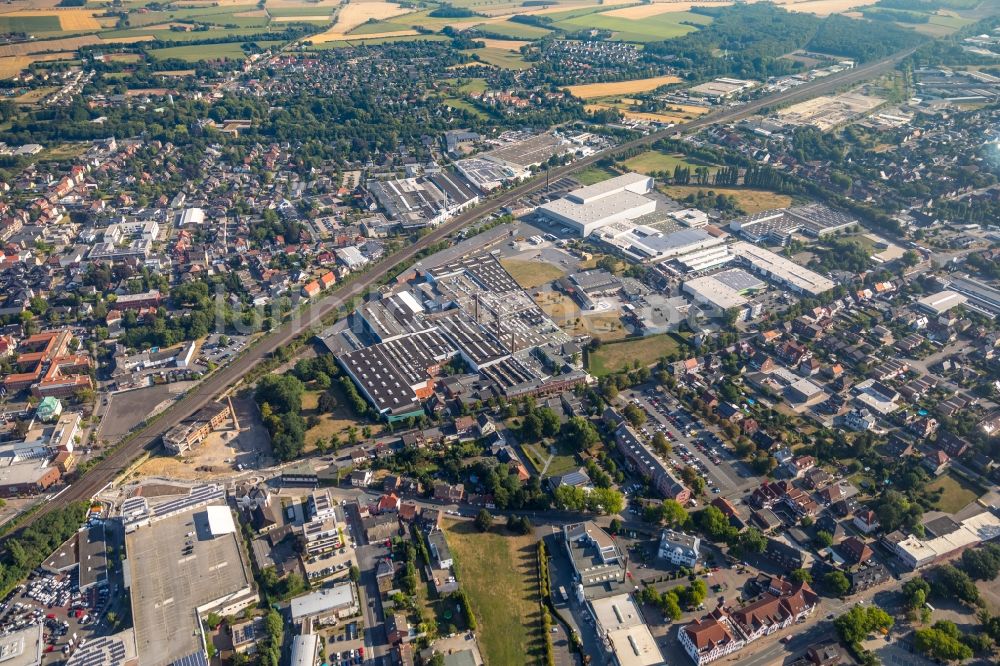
[338,328,457,414]
[427,252,521,294]
[358,293,432,342]
[435,311,509,368]
[480,133,569,169]
[731,242,835,295]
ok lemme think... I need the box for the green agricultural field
[552,10,710,42]
[588,334,682,376]
[623,150,719,176]
[0,16,63,34]
[480,19,551,39]
[103,26,275,42]
[148,40,283,61]
[443,520,543,666]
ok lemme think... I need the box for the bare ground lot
[133,395,273,480]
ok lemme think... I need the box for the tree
[736,527,766,555]
[814,530,834,548]
[587,488,625,515]
[834,606,894,645]
[560,417,601,452]
[902,577,930,612]
[206,612,223,630]
[914,621,973,662]
[349,565,361,583]
[790,568,812,584]
[652,431,671,455]
[623,403,646,428]
[933,565,980,606]
[658,499,689,528]
[475,509,492,532]
[823,570,851,597]
[960,544,1000,582]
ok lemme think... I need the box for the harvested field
[775,0,868,15]
[0,50,73,77]
[310,0,411,42]
[567,74,682,99]
[0,9,102,31]
[476,38,529,51]
[606,2,731,19]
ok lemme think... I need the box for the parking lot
[624,388,757,501]
[0,567,113,662]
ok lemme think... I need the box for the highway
[2,45,917,539]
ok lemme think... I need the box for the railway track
[2,46,915,539]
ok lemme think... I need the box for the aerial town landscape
[0,0,999,665]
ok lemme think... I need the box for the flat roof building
[731,242,835,296]
[0,624,42,666]
[916,290,968,315]
[289,582,359,626]
[538,173,655,237]
[125,502,257,666]
[590,593,665,666]
[564,521,625,598]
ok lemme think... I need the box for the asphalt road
[2,46,916,541]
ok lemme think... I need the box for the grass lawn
[301,388,378,450]
[521,441,579,477]
[574,164,617,185]
[659,185,793,214]
[623,150,718,176]
[443,520,544,665]
[499,259,566,289]
[449,77,487,94]
[444,96,488,118]
[927,473,980,514]
[587,334,681,376]
[482,19,551,39]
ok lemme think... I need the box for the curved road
[6,46,915,537]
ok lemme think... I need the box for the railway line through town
[1,45,917,540]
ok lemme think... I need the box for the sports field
[567,74,683,99]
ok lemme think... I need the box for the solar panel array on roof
[150,484,224,520]
[170,651,209,666]
[66,635,130,666]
